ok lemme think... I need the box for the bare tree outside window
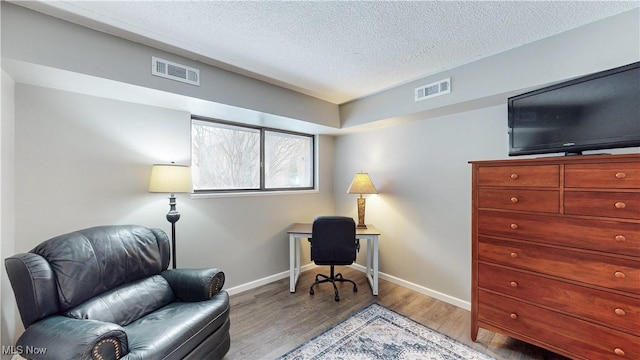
[192,120,260,190]
[191,118,314,192]
[265,131,313,188]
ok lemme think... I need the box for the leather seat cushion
[65,275,174,326]
[123,291,230,360]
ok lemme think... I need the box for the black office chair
[309,216,359,302]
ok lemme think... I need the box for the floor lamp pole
[166,193,181,269]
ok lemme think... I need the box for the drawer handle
[615,271,626,279]
[614,308,626,316]
[615,172,627,179]
[510,223,519,230]
[510,252,519,258]
[614,348,626,357]
[510,281,518,288]
[615,235,626,242]
[510,313,518,319]
[510,197,519,203]
[510,173,519,180]
[614,202,626,209]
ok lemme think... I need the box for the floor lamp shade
[149,164,192,194]
[347,173,378,229]
[149,164,191,269]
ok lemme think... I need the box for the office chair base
[310,266,357,302]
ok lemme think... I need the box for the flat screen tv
[508,62,640,156]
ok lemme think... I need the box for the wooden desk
[287,223,381,295]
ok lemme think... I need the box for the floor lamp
[149,163,192,269]
[347,172,378,229]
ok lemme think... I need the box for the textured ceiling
[15,1,640,104]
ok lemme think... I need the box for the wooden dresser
[470,154,640,359]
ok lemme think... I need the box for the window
[191,117,314,192]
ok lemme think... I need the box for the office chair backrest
[311,216,357,266]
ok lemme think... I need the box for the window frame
[191,116,316,194]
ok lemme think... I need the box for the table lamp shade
[347,173,378,195]
[149,164,192,193]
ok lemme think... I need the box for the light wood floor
[224,267,568,360]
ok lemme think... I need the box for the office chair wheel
[335,295,340,302]
[353,285,358,292]
[310,288,314,295]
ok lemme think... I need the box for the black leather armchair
[309,216,359,302]
[5,225,230,360]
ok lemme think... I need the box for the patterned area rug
[277,303,495,360]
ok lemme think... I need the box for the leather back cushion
[32,225,171,311]
[65,275,174,326]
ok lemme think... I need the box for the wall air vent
[152,57,200,86]
[414,78,451,102]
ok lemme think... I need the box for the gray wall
[1,69,17,359]
[11,82,336,283]
[335,105,505,305]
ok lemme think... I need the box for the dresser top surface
[469,153,639,166]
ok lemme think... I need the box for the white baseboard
[349,263,471,311]
[225,263,317,296]
[226,263,470,311]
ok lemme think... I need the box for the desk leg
[364,237,378,296]
[365,238,372,279]
[296,236,301,288]
[372,236,379,295]
[289,234,297,292]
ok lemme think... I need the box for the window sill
[190,189,319,199]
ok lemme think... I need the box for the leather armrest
[161,268,225,302]
[17,316,128,360]
[5,253,58,328]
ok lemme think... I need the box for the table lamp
[149,163,192,268]
[347,172,378,229]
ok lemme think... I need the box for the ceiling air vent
[414,78,451,102]
[152,57,200,86]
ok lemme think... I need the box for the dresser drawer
[478,210,640,257]
[566,163,640,189]
[478,237,640,294]
[477,189,559,213]
[478,290,640,360]
[478,263,640,335]
[477,165,559,187]
[565,191,640,220]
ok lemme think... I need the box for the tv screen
[508,62,640,156]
